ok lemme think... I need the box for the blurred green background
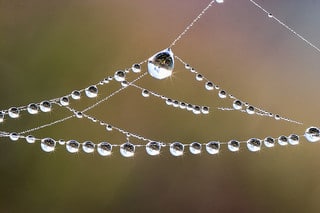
[1,0,320,212]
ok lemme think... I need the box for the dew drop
[201,106,209,114]
[187,104,193,111]
[246,106,255,115]
[304,127,320,142]
[132,63,141,73]
[205,81,214,90]
[66,140,80,153]
[274,114,281,120]
[26,135,36,143]
[147,48,174,80]
[60,97,69,106]
[264,137,275,148]
[120,142,135,157]
[146,141,161,156]
[228,140,240,152]
[106,125,113,131]
[75,111,83,119]
[71,90,81,100]
[142,89,150,98]
[82,141,95,153]
[185,64,191,70]
[97,142,112,156]
[173,100,179,108]
[247,138,261,152]
[218,90,227,99]
[170,142,184,157]
[232,100,242,110]
[85,85,98,98]
[189,142,202,155]
[40,101,52,112]
[193,106,201,115]
[288,134,299,145]
[179,102,187,109]
[166,98,173,106]
[0,111,4,123]
[206,141,220,155]
[196,74,203,81]
[114,70,126,82]
[9,132,19,141]
[41,138,56,152]
[58,139,65,145]
[8,107,20,118]
[268,13,273,18]
[27,103,39,114]
[121,81,129,87]
[278,135,288,146]
[190,68,196,73]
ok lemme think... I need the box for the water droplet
[132,64,141,73]
[170,142,184,156]
[218,90,227,98]
[228,140,240,152]
[232,100,242,110]
[97,142,112,156]
[247,138,261,152]
[187,104,193,111]
[305,127,320,142]
[58,139,65,145]
[288,134,299,145]
[71,90,81,100]
[142,89,150,98]
[201,106,209,114]
[268,13,273,18]
[0,111,4,122]
[114,70,126,82]
[66,140,80,153]
[278,135,288,146]
[246,106,255,115]
[190,68,196,73]
[9,132,19,141]
[146,141,161,156]
[166,98,173,105]
[75,111,83,118]
[106,125,113,131]
[82,141,95,153]
[193,106,201,115]
[264,137,275,148]
[205,82,214,90]
[8,107,20,118]
[26,135,36,143]
[121,81,129,87]
[85,85,98,98]
[27,103,39,114]
[189,142,202,155]
[41,138,56,152]
[40,101,52,112]
[274,114,281,120]
[120,142,135,157]
[196,74,203,81]
[60,97,69,106]
[206,141,220,155]
[185,64,191,69]
[173,100,179,108]
[147,48,174,80]
[179,102,187,109]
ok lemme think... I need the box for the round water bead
[0,111,4,122]
[114,70,126,82]
[246,106,255,115]
[147,48,174,80]
[166,98,173,105]
[66,140,80,153]
[41,138,56,152]
[26,135,36,143]
[232,100,243,110]
[278,136,288,146]
[132,64,141,73]
[121,81,129,87]
[288,134,299,145]
[247,138,261,152]
[228,140,240,152]
[85,85,98,98]
[264,137,275,148]
[196,74,203,81]
[187,104,193,111]
[206,141,220,155]
[201,106,209,114]
[189,142,202,155]
[142,89,150,98]
[218,90,227,99]
[106,125,113,131]
[268,13,273,18]
[193,106,201,115]
[82,141,95,153]
[71,90,81,100]
[27,103,39,114]
[146,141,161,156]
[97,142,112,156]
[274,114,281,120]
[179,102,187,109]
[120,142,135,157]
[75,111,83,119]
[205,81,214,90]
[8,107,20,118]
[40,101,52,112]
[9,132,19,141]
[60,97,69,106]
[305,126,320,143]
[58,139,65,145]
[170,142,184,157]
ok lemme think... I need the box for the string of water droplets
[1,0,320,158]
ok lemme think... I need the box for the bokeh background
[1,0,320,212]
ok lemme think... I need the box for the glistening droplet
[120,142,135,157]
[206,141,220,155]
[114,70,126,82]
[41,138,56,152]
[278,136,288,146]
[288,134,299,145]
[71,90,81,100]
[40,101,52,112]
[228,140,240,152]
[146,141,161,156]
[233,100,242,110]
[26,135,36,143]
[82,141,95,153]
[305,127,320,143]
[147,48,174,80]
[60,97,69,106]
[142,89,150,98]
[247,138,261,152]
[85,85,98,98]
[132,64,141,73]
[170,142,184,156]
[189,142,202,155]
[97,142,112,156]
[66,140,80,153]
[27,103,39,114]
[8,107,20,118]
[9,132,19,141]
[264,137,275,148]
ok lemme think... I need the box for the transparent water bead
[278,136,288,146]
[0,111,4,122]
[228,140,240,152]
[201,106,209,114]
[9,132,19,141]
[132,64,141,73]
[205,82,214,90]
[106,125,113,131]
[114,70,126,82]
[97,142,112,156]
[8,107,20,118]
[120,142,135,157]
[264,137,275,148]
[173,100,179,108]
[166,98,173,105]
[170,142,184,157]
[146,141,161,156]
[233,100,242,110]
[142,89,150,98]
[305,127,320,143]
[179,102,187,109]
[66,140,80,153]
[71,90,81,100]
[206,141,220,155]
[82,141,95,153]
[247,138,261,152]
[288,134,299,145]
[27,103,39,114]
[195,74,203,81]
[147,48,174,80]
[40,101,52,112]
[246,106,255,115]
[59,97,69,106]
[26,135,36,143]
[58,139,66,145]
[85,85,98,98]
[218,90,227,99]
[41,138,56,152]
[193,106,201,115]
[189,142,202,155]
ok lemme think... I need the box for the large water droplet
[146,141,161,156]
[189,142,202,155]
[205,82,214,90]
[218,90,227,99]
[71,90,81,100]
[97,142,112,156]
[142,89,150,98]
[228,140,240,152]
[26,135,36,143]
[170,142,184,156]
[66,140,80,153]
[246,106,255,115]
[147,48,174,80]
[264,137,275,148]
[114,70,126,82]
[132,64,141,73]
[60,97,69,106]
[288,134,299,145]
[278,136,288,146]
[247,138,261,152]
[85,85,98,98]
[82,141,95,153]
[40,101,52,112]
[9,132,19,141]
[232,100,242,110]
[206,141,220,155]
[120,142,135,157]
[27,103,39,114]
[305,127,320,142]
[41,138,56,152]
[8,107,20,118]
